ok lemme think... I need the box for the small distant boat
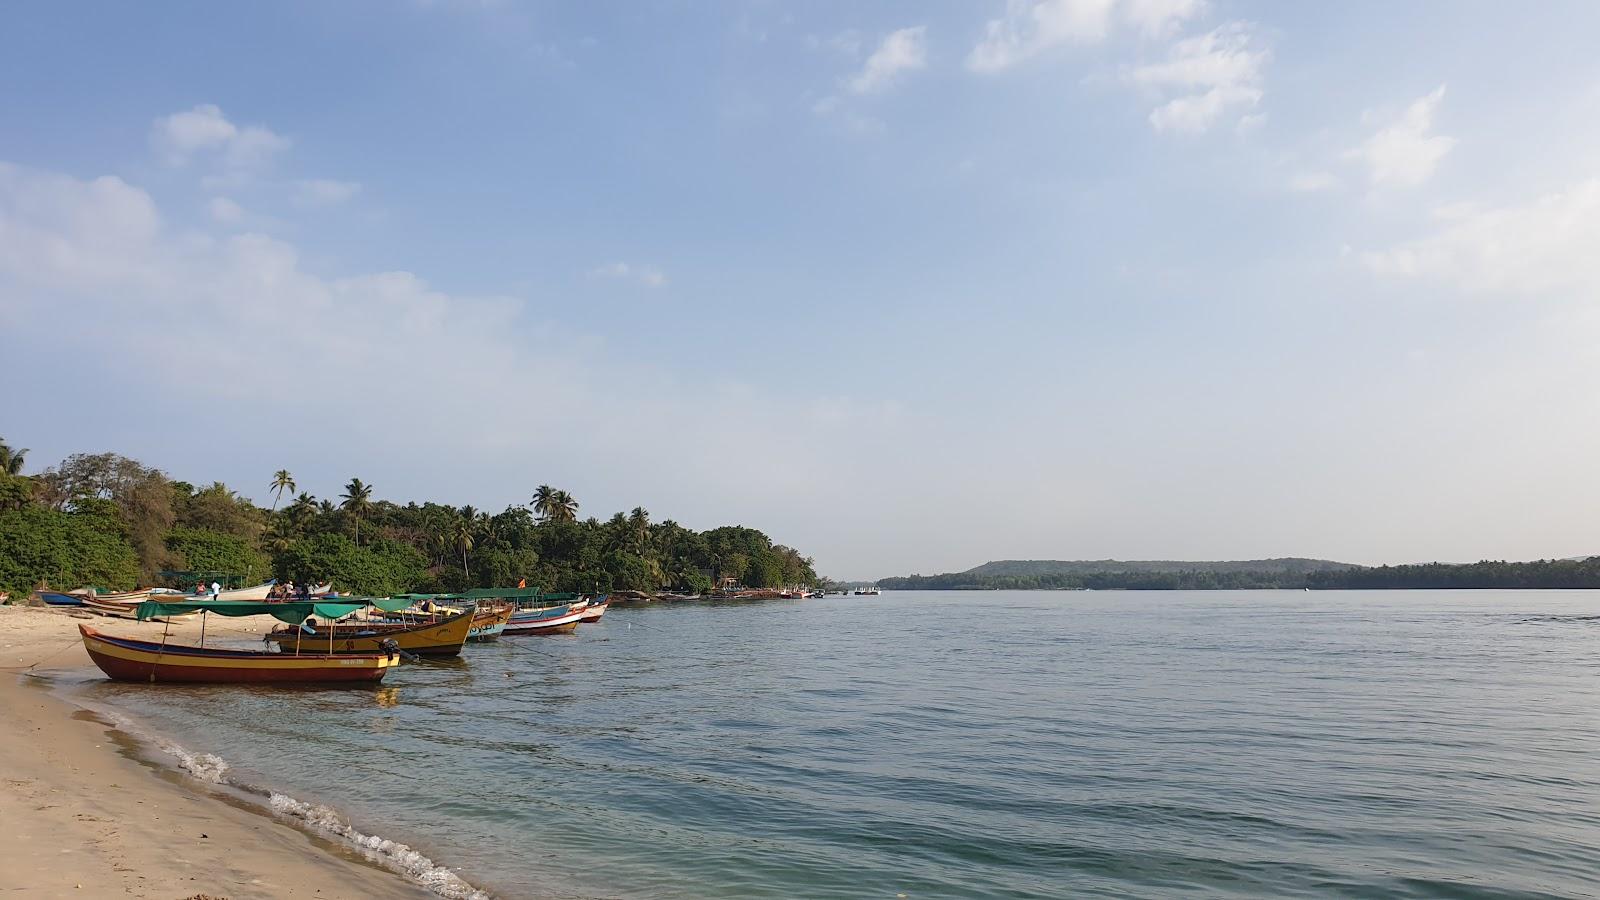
[79,599,399,685]
[854,587,881,596]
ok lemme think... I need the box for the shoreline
[0,605,481,899]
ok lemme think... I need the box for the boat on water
[504,598,588,635]
[577,597,609,622]
[371,597,514,642]
[854,587,881,595]
[79,600,399,685]
[266,608,475,657]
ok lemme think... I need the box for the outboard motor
[378,638,420,663]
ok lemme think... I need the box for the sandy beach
[0,605,438,899]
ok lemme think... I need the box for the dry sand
[0,604,438,899]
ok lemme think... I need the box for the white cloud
[967,0,1205,72]
[848,26,928,94]
[209,196,245,223]
[1122,0,1208,38]
[1363,179,1600,295]
[592,261,666,288]
[293,179,362,207]
[151,105,290,175]
[1287,172,1340,193]
[1130,22,1267,134]
[1347,85,1455,188]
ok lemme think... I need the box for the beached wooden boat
[266,609,475,657]
[78,599,398,685]
[80,625,397,684]
[215,581,276,601]
[35,590,86,606]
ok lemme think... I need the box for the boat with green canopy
[78,600,402,685]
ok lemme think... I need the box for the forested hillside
[880,556,1600,591]
[965,558,1357,577]
[0,439,817,598]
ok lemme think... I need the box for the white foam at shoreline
[269,792,489,900]
[61,693,489,900]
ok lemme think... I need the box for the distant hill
[879,555,1600,590]
[964,558,1359,577]
[877,557,1364,591]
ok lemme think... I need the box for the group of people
[269,581,317,601]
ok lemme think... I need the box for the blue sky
[5,1,1600,579]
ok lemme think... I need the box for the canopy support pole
[152,616,171,684]
[199,609,207,648]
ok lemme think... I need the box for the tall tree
[340,478,374,546]
[269,470,296,511]
[454,517,474,577]
[532,485,579,523]
[0,439,27,476]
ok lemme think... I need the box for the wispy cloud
[848,26,928,94]
[1364,179,1600,295]
[1128,22,1268,134]
[967,0,1205,72]
[293,178,362,207]
[208,196,245,224]
[150,104,290,176]
[1346,85,1455,188]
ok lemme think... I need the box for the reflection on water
[74,591,1600,899]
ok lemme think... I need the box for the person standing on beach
[210,580,221,600]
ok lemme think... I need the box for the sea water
[66,591,1600,898]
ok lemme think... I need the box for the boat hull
[577,601,609,623]
[37,591,85,606]
[504,605,586,635]
[80,625,395,684]
[267,609,474,657]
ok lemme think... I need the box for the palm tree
[453,517,475,577]
[532,485,579,523]
[340,478,374,546]
[627,507,651,554]
[268,470,296,511]
[0,439,26,476]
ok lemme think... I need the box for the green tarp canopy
[366,597,418,613]
[136,600,367,625]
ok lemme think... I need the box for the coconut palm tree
[268,470,296,511]
[532,485,579,523]
[627,507,651,554]
[340,478,374,546]
[453,517,475,577]
[0,439,27,476]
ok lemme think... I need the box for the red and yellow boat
[80,626,398,684]
[78,600,400,685]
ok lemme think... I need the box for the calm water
[64,591,1600,898]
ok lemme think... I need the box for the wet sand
[0,605,436,899]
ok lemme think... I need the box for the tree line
[0,438,819,598]
[880,558,1600,591]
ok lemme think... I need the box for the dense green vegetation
[962,558,1357,578]
[881,557,1600,591]
[0,438,819,598]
